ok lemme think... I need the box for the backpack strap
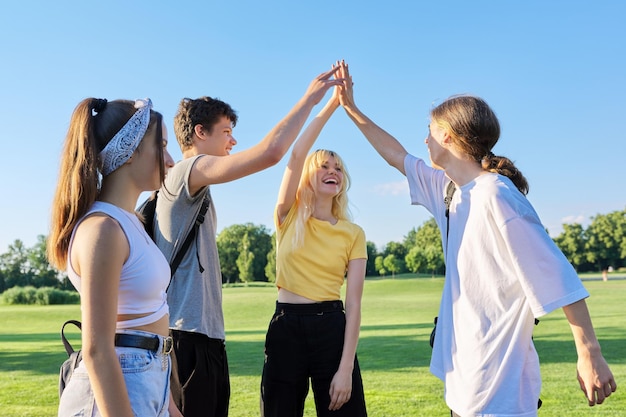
[432,181,456,350]
[169,192,210,278]
[61,320,82,356]
[139,188,211,282]
[444,181,456,242]
[138,190,159,239]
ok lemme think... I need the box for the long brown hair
[47,98,163,269]
[431,95,529,195]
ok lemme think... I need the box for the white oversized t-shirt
[404,154,589,416]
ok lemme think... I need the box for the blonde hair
[47,98,163,269]
[292,149,352,247]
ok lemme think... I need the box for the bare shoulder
[71,214,129,273]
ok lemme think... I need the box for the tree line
[1,208,624,292]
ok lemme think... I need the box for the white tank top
[67,201,170,329]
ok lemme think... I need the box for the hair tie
[480,151,495,164]
[93,98,108,114]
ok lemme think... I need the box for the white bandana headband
[99,98,153,176]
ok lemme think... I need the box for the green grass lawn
[0,276,624,416]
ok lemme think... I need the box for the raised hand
[335,60,409,173]
[328,61,342,108]
[336,60,356,110]
[303,65,343,107]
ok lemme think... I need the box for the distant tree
[405,245,426,274]
[553,223,589,271]
[383,254,401,278]
[585,209,626,271]
[0,236,66,292]
[0,269,5,293]
[265,232,277,283]
[365,241,378,277]
[403,218,443,251]
[374,255,386,276]
[28,235,61,288]
[423,245,445,276]
[217,225,246,282]
[382,242,407,274]
[216,223,272,283]
[236,232,255,283]
[403,218,445,275]
[0,239,33,289]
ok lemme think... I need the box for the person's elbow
[82,340,112,370]
[387,152,407,175]
[266,149,284,166]
[262,143,287,166]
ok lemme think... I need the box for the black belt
[275,300,344,315]
[114,333,173,355]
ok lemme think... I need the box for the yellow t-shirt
[275,205,367,301]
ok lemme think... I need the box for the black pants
[261,301,367,417]
[169,329,230,417]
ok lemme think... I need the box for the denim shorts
[58,330,172,417]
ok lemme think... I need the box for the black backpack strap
[444,181,456,242]
[167,191,210,288]
[138,190,159,239]
[432,181,457,349]
[61,320,81,356]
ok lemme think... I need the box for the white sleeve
[501,215,589,317]
[404,154,450,219]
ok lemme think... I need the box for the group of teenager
[48,61,616,417]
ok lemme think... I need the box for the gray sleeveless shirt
[154,155,224,339]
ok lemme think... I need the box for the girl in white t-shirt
[336,61,616,417]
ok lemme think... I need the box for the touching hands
[303,66,343,107]
[336,60,356,111]
[327,62,342,109]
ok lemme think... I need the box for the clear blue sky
[1,0,624,253]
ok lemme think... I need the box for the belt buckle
[162,336,173,355]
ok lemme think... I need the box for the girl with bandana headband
[48,98,181,417]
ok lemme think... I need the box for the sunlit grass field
[0,276,624,416]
